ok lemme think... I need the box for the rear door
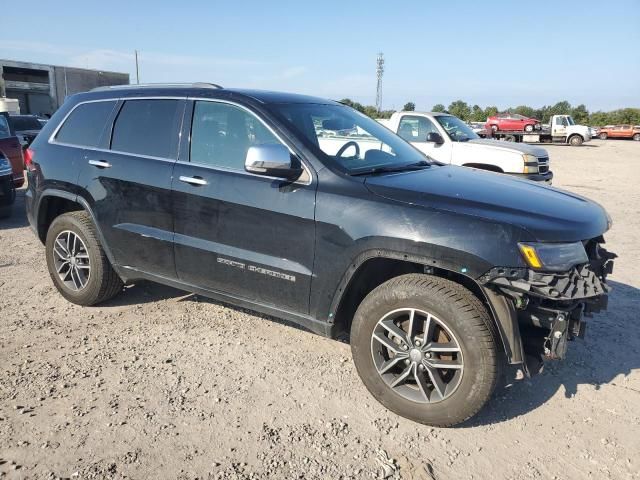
[76,97,184,278]
[172,99,316,313]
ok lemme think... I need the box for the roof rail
[90,82,223,92]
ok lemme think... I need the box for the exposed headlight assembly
[522,154,539,174]
[518,242,589,271]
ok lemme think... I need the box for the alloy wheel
[370,308,464,403]
[52,230,91,291]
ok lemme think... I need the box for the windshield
[435,115,479,142]
[566,116,575,126]
[11,116,43,131]
[271,103,429,175]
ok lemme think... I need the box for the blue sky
[1,0,638,111]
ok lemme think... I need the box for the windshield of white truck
[435,115,479,142]
[272,103,431,175]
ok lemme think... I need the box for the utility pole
[376,52,384,113]
[134,50,140,84]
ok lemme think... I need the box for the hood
[466,138,548,157]
[364,165,609,242]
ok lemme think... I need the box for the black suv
[25,84,615,426]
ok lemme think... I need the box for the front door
[552,116,568,138]
[397,115,452,163]
[172,100,316,313]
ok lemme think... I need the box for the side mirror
[426,132,444,145]
[245,144,302,180]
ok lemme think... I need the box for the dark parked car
[8,114,44,148]
[25,84,615,426]
[0,152,15,218]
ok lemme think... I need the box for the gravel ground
[1,139,639,480]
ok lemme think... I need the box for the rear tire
[45,211,123,306]
[569,135,583,146]
[599,132,608,140]
[350,274,500,427]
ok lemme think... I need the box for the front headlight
[522,154,538,174]
[518,242,588,271]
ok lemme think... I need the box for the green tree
[432,103,446,113]
[571,104,589,125]
[403,102,416,112]
[470,104,485,122]
[448,100,471,120]
[483,105,498,118]
[513,105,536,119]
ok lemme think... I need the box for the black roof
[82,84,339,106]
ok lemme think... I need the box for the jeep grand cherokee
[25,84,615,426]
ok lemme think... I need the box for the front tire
[599,132,608,140]
[569,135,583,146]
[45,211,123,306]
[633,133,640,141]
[524,124,534,133]
[350,274,500,427]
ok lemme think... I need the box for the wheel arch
[328,249,524,365]
[36,190,119,272]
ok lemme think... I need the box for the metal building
[0,59,130,116]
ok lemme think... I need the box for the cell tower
[376,52,384,113]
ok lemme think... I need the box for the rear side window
[111,99,181,159]
[55,101,116,147]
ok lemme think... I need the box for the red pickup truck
[0,112,25,187]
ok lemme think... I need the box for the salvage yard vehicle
[7,114,44,148]
[598,124,640,141]
[0,112,25,187]
[25,84,615,427]
[0,152,16,218]
[489,114,591,146]
[486,113,541,132]
[379,111,552,183]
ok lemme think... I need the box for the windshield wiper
[350,160,431,176]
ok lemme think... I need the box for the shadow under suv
[25,84,615,426]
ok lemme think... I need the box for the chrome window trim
[186,97,313,186]
[48,96,314,185]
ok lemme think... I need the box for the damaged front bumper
[479,241,616,370]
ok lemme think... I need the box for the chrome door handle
[88,159,112,168]
[179,175,208,186]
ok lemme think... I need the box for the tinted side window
[190,101,281,170]
[55,101,116,147]
[398,116,438,142]
[111,99,181,159]
[0,115,10,139]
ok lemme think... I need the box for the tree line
[339,98,640,126]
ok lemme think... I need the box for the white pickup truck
[378,111,553,183]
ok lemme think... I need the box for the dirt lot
[1,139,639,480]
